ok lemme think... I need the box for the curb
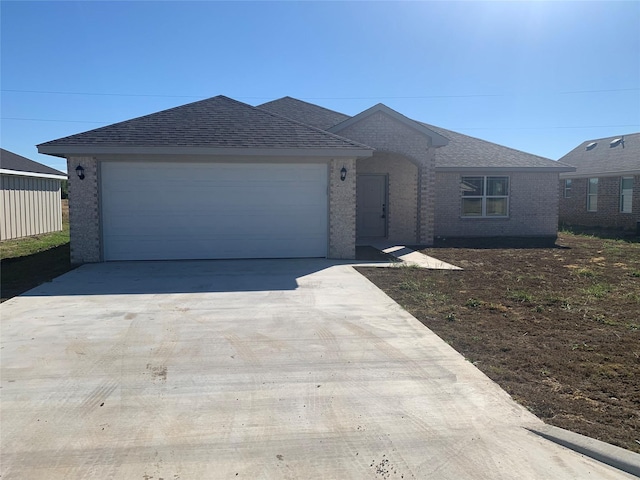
[527,425,640,478]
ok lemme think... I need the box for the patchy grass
[358,231,640,453]
[0,223,70,260]
[1,200,75,301]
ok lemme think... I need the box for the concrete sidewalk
[371,244,462,269]
[1,260,636,479]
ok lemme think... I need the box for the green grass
[581,282,611,299]
[0,223,70,260]
[508,290,534,303]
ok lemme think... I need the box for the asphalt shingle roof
[421,123,570,170]
[558,132,640,176]
[38,96,371,151]
[258,97,350,130]
[0,148,66,176]
[258,97,568,169]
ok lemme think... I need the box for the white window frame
[563,179,572,198]
[461,175,510,218]
[587,178,598,212]
[620,176,633,213]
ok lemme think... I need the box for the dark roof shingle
[558,133,640,176]
[258,97,350,130]
[0,148,66,176]
[38,96,370,152]
[259,97,569,169]
[421,123,571,170]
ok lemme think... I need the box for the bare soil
[358,232,640,453]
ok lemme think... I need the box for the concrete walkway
[371,244,462,269]
[0,260,635,479]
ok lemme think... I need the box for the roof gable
[558,133,640,177]
[38,96,373,158]
[0,148,66,177]
[328,103,449,147]
[258,97,350,130]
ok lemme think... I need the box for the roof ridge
[574,131,640,144]
[254,102,373,150]
[261,96,350,118]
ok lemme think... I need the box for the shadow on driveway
[20,258,380,297]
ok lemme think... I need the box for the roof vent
[586,142,597,150]
[610,137,624,148]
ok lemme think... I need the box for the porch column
[68,156,101,263]
[417,148,436,245]
[328,158,356,259]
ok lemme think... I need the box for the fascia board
[436,166,577,173]
[560,169,640,179]
[38,145,374,159]
[0,168,67,180]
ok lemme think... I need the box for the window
[587,178,598,212]
[461,176,509,217]
[621,177,633,213]
[564,179,572,198]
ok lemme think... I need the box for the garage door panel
[105,187,325,211]
[101,162,328,260]
[106,212,327,235]
[105,235,328,261]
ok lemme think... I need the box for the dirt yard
[358,232,640,453]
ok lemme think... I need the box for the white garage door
[101,162,328,260]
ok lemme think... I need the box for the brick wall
[559,175,640,229]
[336,111,436,245]
[67,156,101,263]
[356,152,418,243]
[434,171,560,238]
[328,158,356,259]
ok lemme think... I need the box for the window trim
[587,177,598,212]
[620,176,633,213]
[461,175,510,218]
[563,179,572,198]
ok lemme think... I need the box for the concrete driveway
[0,260,635,479]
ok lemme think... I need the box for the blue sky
[2,1,639,173]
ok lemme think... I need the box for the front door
[357,174,387,238]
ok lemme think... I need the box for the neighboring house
[0,148,67,241]
[37,96,572,263]
[558,133,639,230]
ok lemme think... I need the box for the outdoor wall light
[75,165,85,180]
[340,166,347,181]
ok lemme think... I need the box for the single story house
[558,133,639,230]
[37,95,573,263]
[0,148,67,241]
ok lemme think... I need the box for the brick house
[37,95,572,263]
[558,133,639,230]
